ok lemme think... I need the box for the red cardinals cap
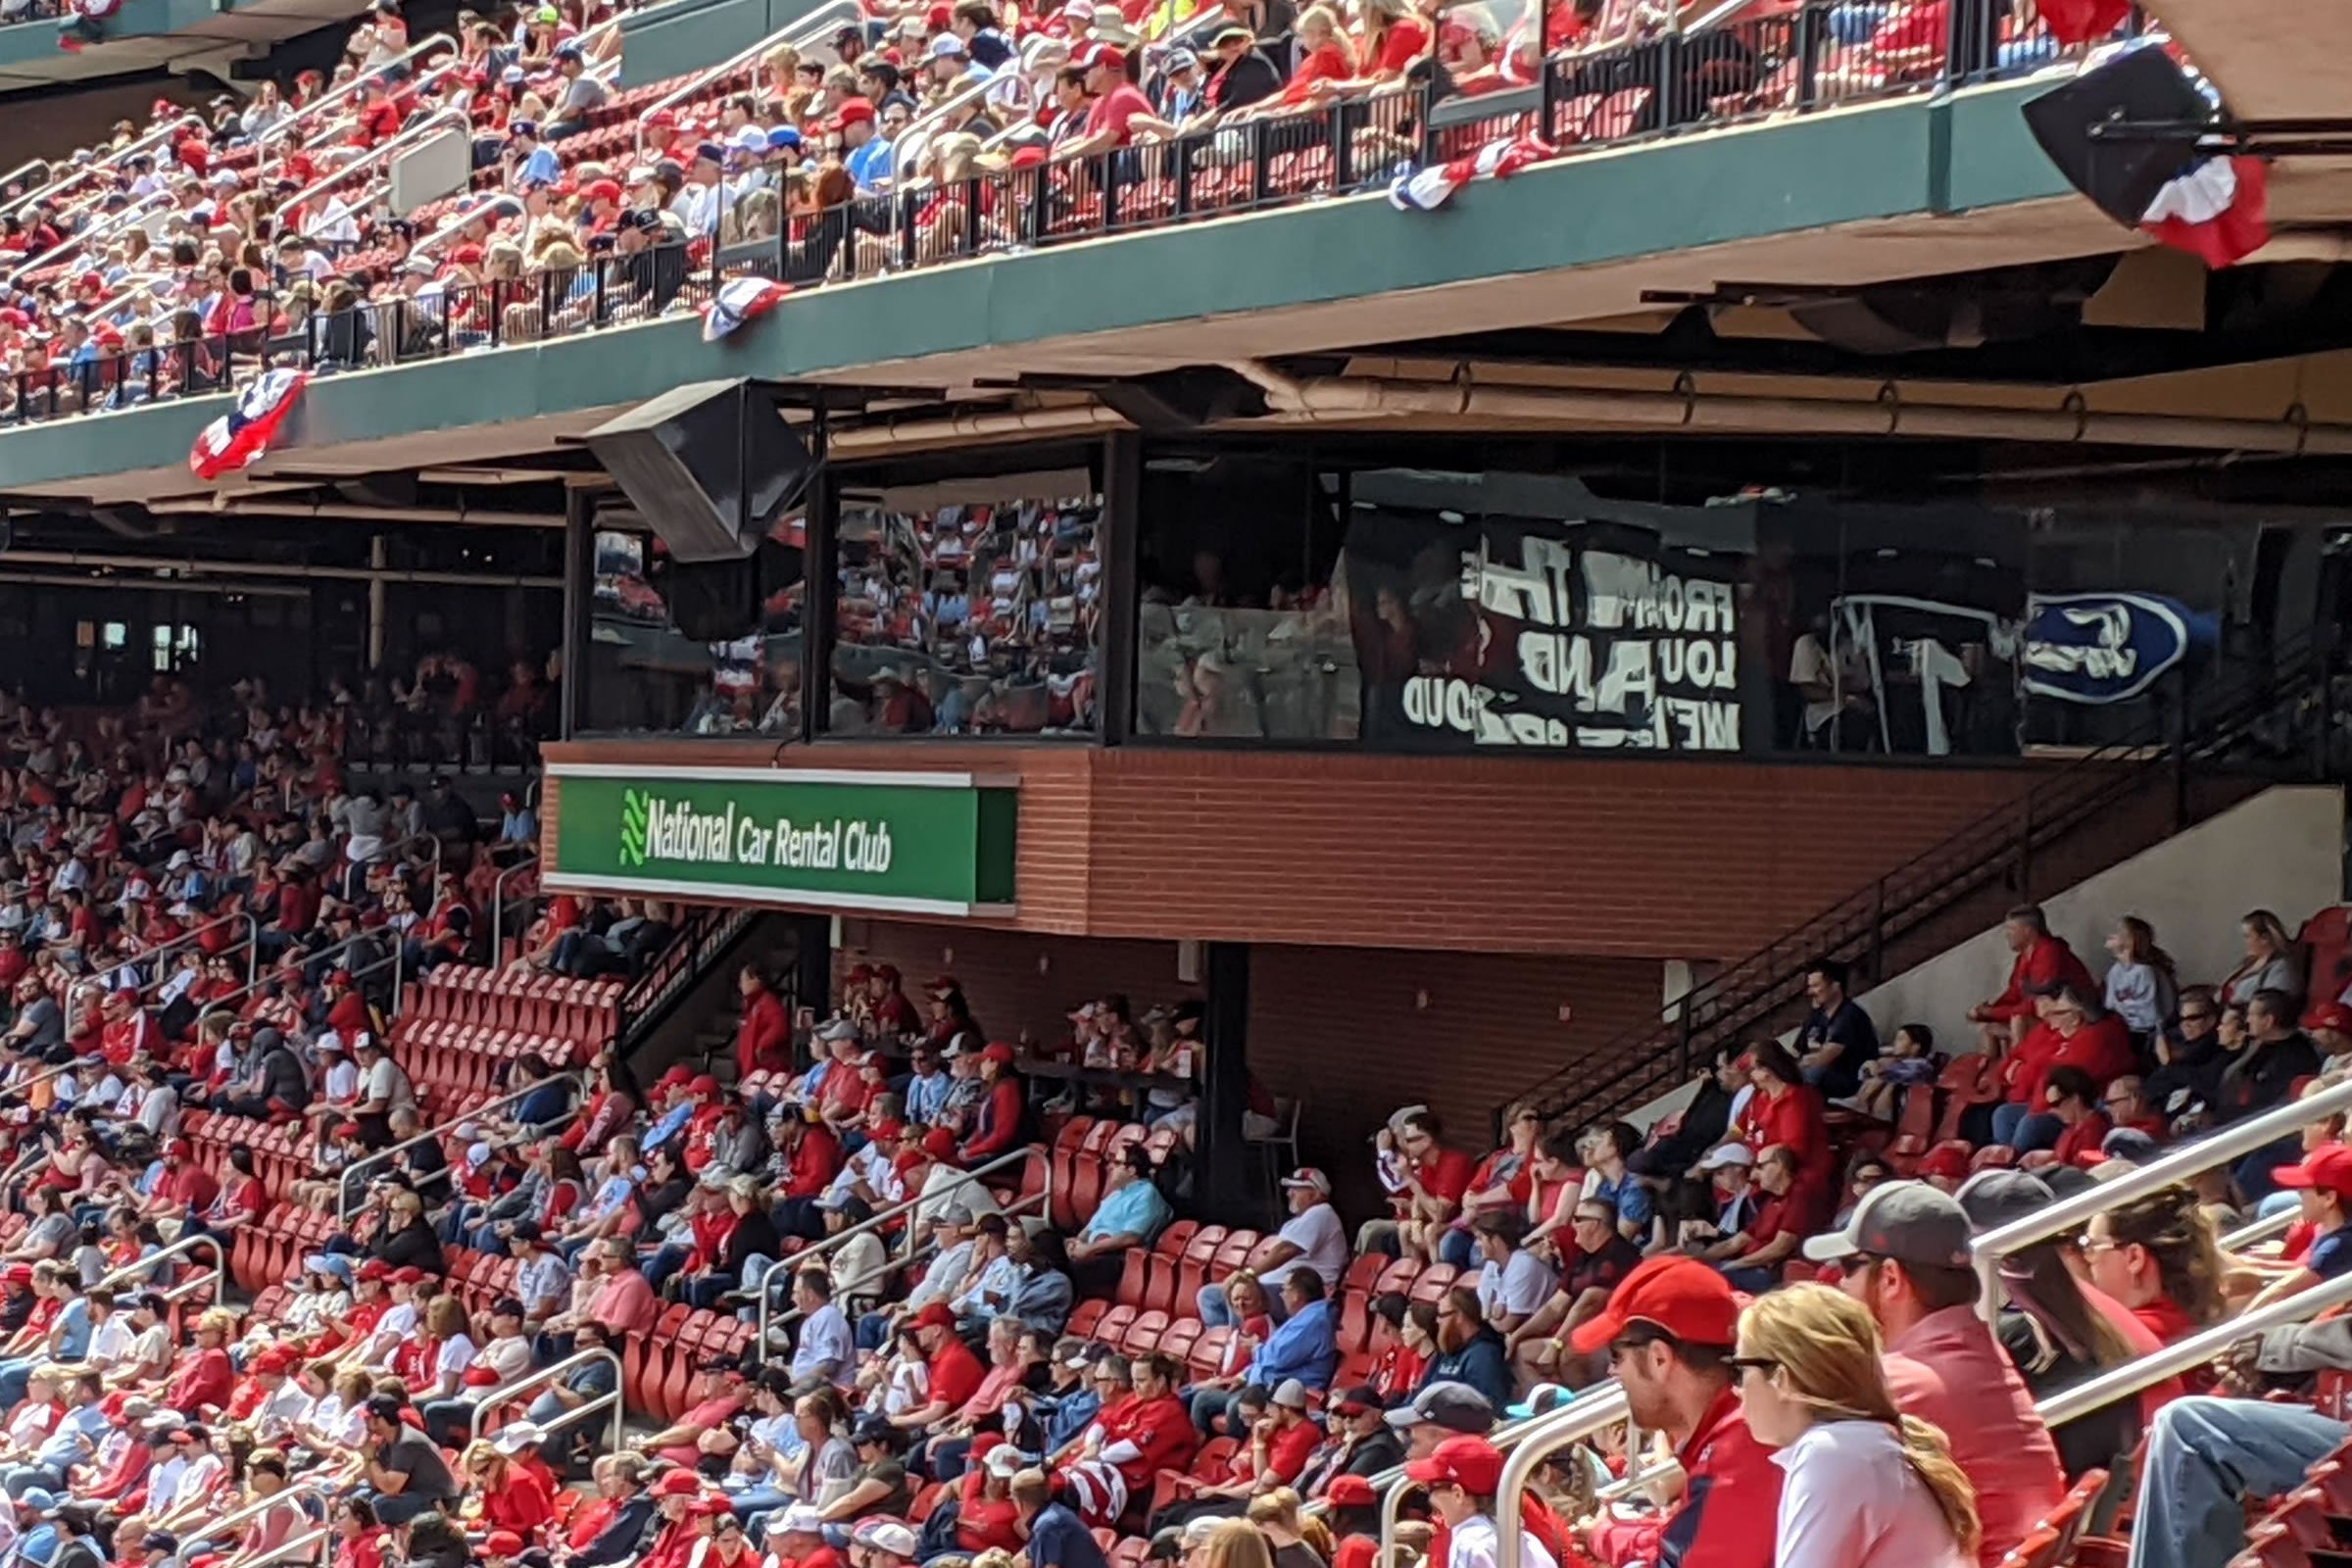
[1403,1435,1504,1494]
[1568,1255,1740,1355]
[1323,1474,1377,1507]
[910,1302,956,1331]
[2276,1144,2352,1200]
[981,1041,1015,1066]
[2307,1002,2352,1035]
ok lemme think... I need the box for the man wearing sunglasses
[1566,1257,1777,1568]
[1804,1181,2064,1567]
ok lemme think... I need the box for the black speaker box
[584,379,817,563]
[2023,46,2209,228]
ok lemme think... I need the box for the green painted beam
[613,0,829,88]
[0,78,2082,491]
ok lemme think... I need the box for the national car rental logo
[619,788,649,867]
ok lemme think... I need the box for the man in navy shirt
[1795,957,1879,1101]
[1012,1467,1106,1568]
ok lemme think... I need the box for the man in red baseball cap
[1568,1257,1778,1568]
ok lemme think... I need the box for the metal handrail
[195,928,373,1022]
[1479,1384,1636,1568]
[756,1145,1048,1356]
[1971,1074,2352,1320]
[234,1528,331,1568]
[91,909,261,997]
[466,1345,625,1453]
[0,116,203,225]
[887,74,1003,193]
[2225,1208,2298,1252]
[489,854,541,960]
[336,1071,586,1223]
[2,186,172,291]
[258,33,460,161]
[275,110,472,235]
[94,1230,228,1307]
[633,0,864,160]
[292,58,472,163]
[413,193,526,264]
[2039,1268,2352,1427]
[164,1473,331,1551]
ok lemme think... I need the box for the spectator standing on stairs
[958,1044,1027,1164]
[737,966,791,1081]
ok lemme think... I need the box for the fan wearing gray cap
[1804,1180,2065,1564]
[1381,1381,1494,1460]
[1954,1168,2146,1481]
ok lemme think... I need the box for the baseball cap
[1383,1381,1493,1435]
[773,1504,826,1536]
[982,1041,1016,1066]
[651,1469,704,1498]
[1329,1385,1383,1416]
[927,31,967,57]
[483,1534,524,1558]
[1269,1378,1309,1411]
[1323,1474,1377,1507]
[2277,1144,2352,1200]
[1801,1179,1975,1268]
[910,1301,956,1331]
[985,1444,1025,1478]
[1695,1144,1754,1170]
[2309,1003,2352,1035]
[1954,1169,2054,1234]
[1279,1166,1331,1196]
[865,1523,919,1559]
[1568,1255,1740,1355]
[1404,1435,1504,1494]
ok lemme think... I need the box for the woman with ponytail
[1733,1283,1980,1568]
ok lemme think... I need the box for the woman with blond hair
[1734,1283,1978,1568]
[1201,1519,1276,1568]
[1246,1488,1332,1568]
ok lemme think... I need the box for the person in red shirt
[462,1440,557,1535]
[1713,1144,1833,1294]
[867,965,919,1035]
[164,1308,237,1416]
[735,966,790,1079]
[1053,1350,1197,1526]
[957,1043,1027,1163]
[1738,1042,1834,1194]
[2097,1075,2168,1142]
[323,969,372,1039]
[1970,904,2095,1049]
[1569,1256,1781,1568]
[1060,45,1173,158]
[772,1111,845,1240]
[2043,1067,2114,1167]
[1391,1109,1480,1262]
[141,1139,220,1231]
[955,1441,1028,1553]
[891,1303,984,1433]
[1806,1182,2065,1567]
[2082,1184,2228,1347]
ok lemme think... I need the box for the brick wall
[547,738,2039,962]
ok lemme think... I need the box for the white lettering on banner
[1407,537,1742,751]
[639,799,897,876]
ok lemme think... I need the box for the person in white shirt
[1202,1168,1347,1327]
[1469,1211,1555,1335]
[1735,1283,1978,1568]
[1408,1434,1558,1568]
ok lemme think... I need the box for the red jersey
[1098,1392,1197,1488]
[1588,1387,1778,1568]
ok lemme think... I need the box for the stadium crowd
[0,0,2038,417]
[0,645,2347,1568]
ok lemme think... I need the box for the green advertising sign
[546,765,1017,916]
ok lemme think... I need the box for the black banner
[1343,512,1747,752]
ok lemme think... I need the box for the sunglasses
[1728,1355,1778,1378]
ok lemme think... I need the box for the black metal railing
[1511,637,2341,1134]
[613,901,761,1055]
[0,0,2146,429]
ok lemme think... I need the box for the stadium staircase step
[1502,638,2348,1134]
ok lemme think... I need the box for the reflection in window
[584,522,806,737]
[830,497,1102,736]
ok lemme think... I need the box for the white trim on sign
[544,763,1022,790]
[538,868,1013,920]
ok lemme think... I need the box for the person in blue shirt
[839,98,894,194]
[1066,1149,1171,1295]
[507,123,563,194]
[902,1044,953,1127]
[1189,1272,1338,1436]
[2,1489,64,1568]
[1012,1468,1107,1568]
[2251,1143,2352,1310]
[6,1372,106,1495]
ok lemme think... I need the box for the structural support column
[366,535,387,669]
[789,914,834,1015]
[797,409,837,746]
[1099,431,1142,744]
[1198,941,1254,1224]
[559,485,594,741]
